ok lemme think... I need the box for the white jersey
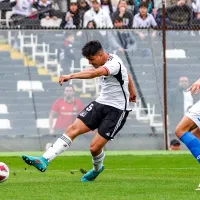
[95,54,130,111]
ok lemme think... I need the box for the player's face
[87,53,104,68]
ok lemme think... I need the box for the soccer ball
[0,162,9,183]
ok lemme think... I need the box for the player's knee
[65,124,80,139]
[175,125,185,138]
[90,144,101,155]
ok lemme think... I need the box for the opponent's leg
[192,127,200,140]
[175,116,200,162]
[22,119,91,172]
[81,133,108,182]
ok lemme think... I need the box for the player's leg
[192,127,200,140]
[175,116,200,162]
[22,118,91,172]
[81,133,108,182]
[81,108,129,182]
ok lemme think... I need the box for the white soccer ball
[0,162,9,183]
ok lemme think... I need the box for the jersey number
[86,103,94,112]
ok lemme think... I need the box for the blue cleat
[22,155,48,172]
[81,166,104,182]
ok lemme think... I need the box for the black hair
[139,2,148,8]
[86,20,97,29]
[114,16,123,23]
[82,40,103,57]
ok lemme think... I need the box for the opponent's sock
[92,150,105,172]
[180,131,200,162]
[43,134,72,162]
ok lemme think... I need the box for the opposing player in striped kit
[22,40,136,182]
[176,78,200,161]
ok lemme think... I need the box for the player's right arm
[187,78,200,94]
[59,67,108,86]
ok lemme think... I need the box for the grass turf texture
[0,151,199,200]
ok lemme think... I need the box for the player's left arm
[59,67,108,86]
[128,73,136,102]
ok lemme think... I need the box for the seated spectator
[112,0,133,28]
[33,0,62,27]
[133,3,157,43]
[108,18,137,54]
[83,0,113,28]
[113,16,126,28]
[126,0,135,11]
[152,0,162,26]
[65,0,80,28]
[133,2,157,28]
[101,0,115,16]
[78,0,90,27]
[52,0,67,12]
[33,0,56,19]
[134,0,153,14]
[86,20,97,28]
[166,0,192,27]
[0,0,12,22]
[10,0,40,28]
[166,0,191,7]
[192,0,200,19]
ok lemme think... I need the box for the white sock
[43,134,72,162]
[92,150,105,172]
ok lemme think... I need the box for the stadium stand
[0,29,158,142]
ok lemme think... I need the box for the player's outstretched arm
[128,73,136,102]
[187,78,200,94]
[59,67,108,86]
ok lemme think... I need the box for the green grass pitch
[0,151,200,200]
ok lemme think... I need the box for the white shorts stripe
[110,111,125,138]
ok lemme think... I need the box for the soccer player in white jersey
[22,40,136,182]
[175,78,200,163]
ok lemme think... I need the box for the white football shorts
[185,100,200,128]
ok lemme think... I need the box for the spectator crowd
[1,0,200,28]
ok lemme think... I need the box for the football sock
[43,134,72,162]
[180,131,200,162]
[92,150,105,172]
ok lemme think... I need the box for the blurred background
[0,0,200,151]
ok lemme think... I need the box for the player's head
[82,40,107,68]
[179,76,189,90]
[64,84,75,101]
[170,139,181,150]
